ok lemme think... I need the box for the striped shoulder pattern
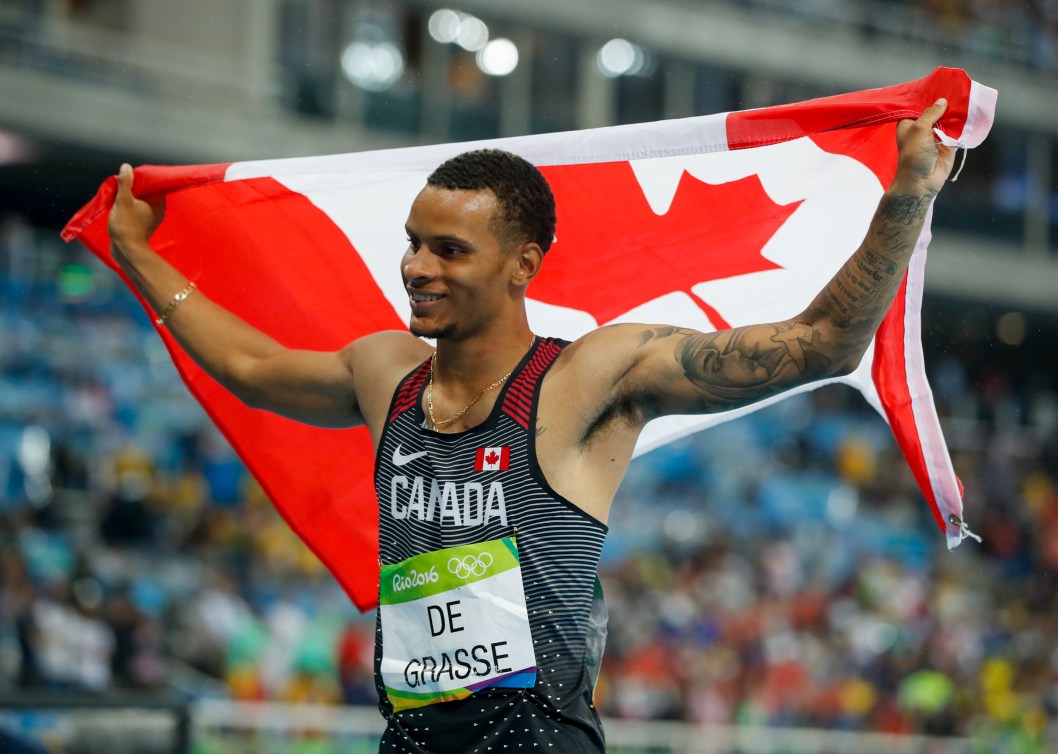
[388,360,431,423]
[501,337,564,429]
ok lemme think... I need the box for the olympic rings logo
[448,552,493,579]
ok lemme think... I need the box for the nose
[402,247,435,284]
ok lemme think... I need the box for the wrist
[110,238,152,266]
[885,177,937,199]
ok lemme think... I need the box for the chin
[409,321,456,339]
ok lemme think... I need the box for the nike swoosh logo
[392,444,429,467]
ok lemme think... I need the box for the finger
[153,194,168,226]
[918,97,948,129]
[936,143,957,175]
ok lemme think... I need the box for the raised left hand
[894,98,957,195]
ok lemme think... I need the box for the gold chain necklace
[427,335,535,430]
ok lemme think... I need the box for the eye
[406,236,421,252]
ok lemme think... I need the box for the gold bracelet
[155,281,197,326]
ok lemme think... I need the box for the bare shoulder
[345,329,432,365]
[543,323,662,435]
[534,324,664,521]
[344,330,433,437]
[550,322,675,385]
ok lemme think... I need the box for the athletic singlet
[373,337,609,753]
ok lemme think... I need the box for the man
[107,99,954,752]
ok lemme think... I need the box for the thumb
[921,97,948,129]
[897,97,948,142]
[115,163,134,201]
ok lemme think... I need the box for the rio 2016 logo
[392,566,438,592]
[448,552,493,579]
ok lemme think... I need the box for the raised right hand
[108,163,166,257]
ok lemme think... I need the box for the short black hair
[427,149,556,253]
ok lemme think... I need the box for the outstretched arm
[609,98,956,419]
[107,163,370,428]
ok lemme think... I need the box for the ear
[510,242,544,289]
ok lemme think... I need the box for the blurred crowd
[0,218,1056,752]
[598,398,1058,748]
[734,0,1058,73]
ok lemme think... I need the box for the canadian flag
[63,67,996,610]
[475,447,511,472]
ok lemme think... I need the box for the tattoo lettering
[834,277,859,304]
[846,271,862,293]
[853,256,885,282]
[822,289,853,329]
[864,249,897,276]
[879,193,933,225]
[875,226,913,254]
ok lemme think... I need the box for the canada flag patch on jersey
[475,446,510,472]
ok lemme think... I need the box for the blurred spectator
[336,621,376,705]
[27,577,113,691]
[105,585,165,689]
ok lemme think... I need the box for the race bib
[379,537,537,712]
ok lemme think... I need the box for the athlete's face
[402,185,525,340]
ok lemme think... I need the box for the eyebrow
[405,227,475,248]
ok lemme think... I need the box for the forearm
[105,163,362,425]
[114,240,286,399]
[624,101,953,418]
[806,180,936,369]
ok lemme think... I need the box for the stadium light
[427,9,461,43]
[476,38,518,76]
[996,311,1026,345]
[455,14,489,51]
[427,9,489,52]
[341,40,405,92]
[595,38,646,77]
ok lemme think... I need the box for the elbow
[238,387,269,412]
[219,355,269,409]
[830,348,864,378]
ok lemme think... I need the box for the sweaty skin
[107,99,955,525]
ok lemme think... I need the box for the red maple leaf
[534,161,802,330]
[485,450,499,465]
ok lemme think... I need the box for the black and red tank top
[373,336,609,753]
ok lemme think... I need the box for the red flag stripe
[62,162,231,242]
[725,67,974,152]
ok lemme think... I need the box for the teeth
[410,292,442,302]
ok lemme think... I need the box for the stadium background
[1,0,1056,752]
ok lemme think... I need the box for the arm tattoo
[864,248,897,276]
[638,325,694,345]
[631,192,936,416]
[673,323,831,407]
[814,191,934,349]
[879,192,934,225]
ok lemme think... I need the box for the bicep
[626,320,842,417]
[236,345,363,428]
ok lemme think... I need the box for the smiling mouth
[409,291,444,303]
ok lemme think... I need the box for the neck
[432,324,535,390]
[427,327,536,431]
